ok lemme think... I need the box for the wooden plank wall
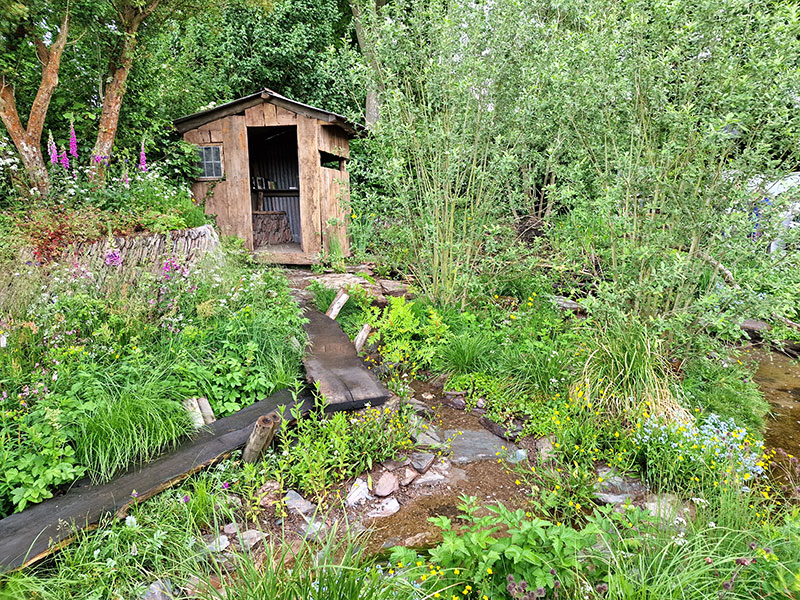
[184,117,252,249]
[318,124,350,159]
[320,167,351,257]
[183,101,353,258]
[297,117,322,255]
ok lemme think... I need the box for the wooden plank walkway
[302,308,390,410]
[0,313,390,573]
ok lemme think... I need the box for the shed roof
[173,88,359,135]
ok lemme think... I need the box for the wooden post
[196,397,216,425]
[242,412,280,464]
[354,324,372,353]
[182,398,205,429]
[326,288,349,319]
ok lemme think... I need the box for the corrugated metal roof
[173,88,360,134]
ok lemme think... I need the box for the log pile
[252,212,293,246]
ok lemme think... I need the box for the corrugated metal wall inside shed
[247,126,301,244]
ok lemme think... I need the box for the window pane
[196,146,222,178]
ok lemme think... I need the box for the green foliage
[268,399,416,500]
[0,254,304,516]
[390,495,598,598]
[682,356,769,432]
[308,281,374,340]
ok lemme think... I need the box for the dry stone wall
[62,224,221,274]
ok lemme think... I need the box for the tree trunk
[92,1,161,161]
[92,22,142,160]
[0,13,70,195]
[350,0,385,128]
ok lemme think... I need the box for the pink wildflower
[139,140,147,172]
[69,122,78,158]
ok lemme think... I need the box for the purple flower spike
[59,149,69,170]
[182,494,190,503]
[139,140,147,172]
[69,122,78,158]
[47,132,57,165]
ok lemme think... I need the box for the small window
[197,146,223,179]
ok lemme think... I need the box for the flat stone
[421,392,435,401]
[143,579,175,600]
[413,470,447,486]
[400,467,418,486]
[381,459,406,471]
[258,481,281,509]
[345,478,371,506]
[405,397,434,418]
[416,428,444,447]
[448,467,468,486]
[446,429,517,464]
[593,465,648,505]
[300,517,327,541]
[479,416,524,442]
[240,529,265,552]
[443,392,467,410]
[534,436,556,462]
[284,490,316,516]
[222,522,238,536]
[507,449,528,464]
[366,497,400,518]
[374,472,399,497]
[404,532,433,547]
[410,452,435,473]
[205,534,230,553]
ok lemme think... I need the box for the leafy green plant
[390,495,598,598]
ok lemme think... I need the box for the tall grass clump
[575,318,688,420]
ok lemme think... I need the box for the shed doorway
[248,126,302,252]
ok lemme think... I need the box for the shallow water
[754,350,800,454]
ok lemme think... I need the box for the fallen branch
[354,324,372,353]
[325,288,350,319]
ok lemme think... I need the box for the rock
[404,532,433,547]
[446,429,518,464]
[300,517,327,541]
[205,534,230,553]
[223,522,239,536]
[405,397,434,418]
[644,493,695,527]
[225,495,243,509]
[257,481,281,509]
[366,497,400,518]
[415,427,444,447]
[421,392,435,401]
[475,398,486,409]
[378,279,409,298]
[381,537,403,549]
[374,472,399,497]
[346,478,371,506]
[593,465,648,505]
[284,490,316,516]
[400,467,418,486]
[143,579,175,600]
[183,575,222,597]
[443,391,467,410]
[506,449,528,464]
[448,467,468,486]
[410,452,435,473]
[741,318,770,339]
[550,295,585,313]
[381,459,407,471]
[413,470,447,486]
[479,416,524,442]
[240,530,264,552]
[533,436,556,462]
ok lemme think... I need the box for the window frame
[196,144,224,180]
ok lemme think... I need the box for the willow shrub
[354,0,800,332]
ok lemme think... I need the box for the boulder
[400,467,418,486]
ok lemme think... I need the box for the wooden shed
[174,89,357,264]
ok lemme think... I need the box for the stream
[755,349,800,454]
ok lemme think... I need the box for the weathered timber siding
[320,167,351,256]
